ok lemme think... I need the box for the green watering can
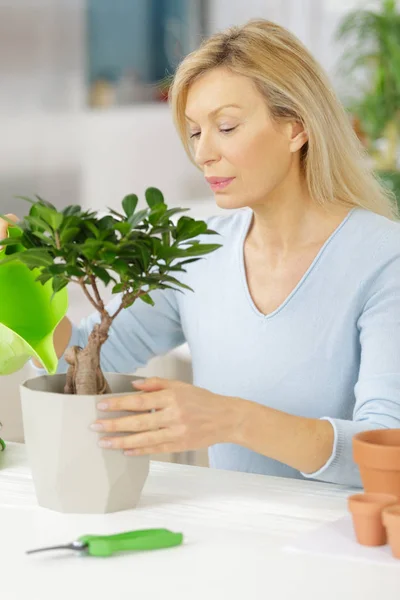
[0,226,68,375]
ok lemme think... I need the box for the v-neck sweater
[42,206,400,486]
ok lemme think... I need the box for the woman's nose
[195,134,219,168]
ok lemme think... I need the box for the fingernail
[98,439,113,448]
[132,379,145,386]
[90,423,104,432]
[97,402,109,410]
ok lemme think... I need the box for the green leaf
[137,245,151,270]
[101,250,117,262]
[49,212,64,231]
[112,283,125,293]
[65,265,86,277]
[34,195,57,210]
[48,264,69,276]
[187,243,223,256]
[145,187,165,208]
[20,230,40,249]
[34,272,53,285]
[31,230,55,245]
[139,293,155,306]
[37,210,55,231]
[98,215,117,231]
[148,203,167,226]
[101,241,119,252]
[176,219,208,241]
[0,236,23,246]
[31,204,62,230]
[112,259,129,274]
[81,240,103,260]
[114,221,132,235]
[61,227,80,244]
[160,275,193,291]
[18,249,54,267]
[163,243,222,259]
[52,276,68,293]
[163,207,190,219]
[25,214,51,232]
[63,205,82,217]
[122,194,139,217]
[84,221,100,239]
[128,209,149,228]
[148,226,172,236]
[90,265,112,285]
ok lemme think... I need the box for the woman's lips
[206,177,235,191]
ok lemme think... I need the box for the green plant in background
[0,189,222,395]
[0,420,4,451]
[335,0,400,202]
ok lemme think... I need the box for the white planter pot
[20,373,149,514]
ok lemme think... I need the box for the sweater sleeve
[301,255,400,486]
[31,287,186,376]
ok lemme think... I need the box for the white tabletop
[0,443,398,600]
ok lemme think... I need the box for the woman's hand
[90,377,246,456]
[0,214,19,248]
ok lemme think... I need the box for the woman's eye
[190,126,237,139]
[220,127,236,134]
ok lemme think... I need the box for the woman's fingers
[96,390,170,412]
[91,409,168,434]
[98,427,179,450]
[0,214,19,247]
[124,443,177,457]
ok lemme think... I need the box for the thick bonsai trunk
[64,314,112,395]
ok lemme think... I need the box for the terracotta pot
[382,504,400,559]
[20,373,149,514]
[353,429,400,496]
[348,493,398,546]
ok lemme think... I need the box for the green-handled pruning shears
[26,528,183,558]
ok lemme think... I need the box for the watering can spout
[30,333,59,375]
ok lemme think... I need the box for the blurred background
[1,1,399,464]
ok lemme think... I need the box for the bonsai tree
[0,188,221,395]
[335,0,400,201]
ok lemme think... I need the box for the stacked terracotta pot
[349,429,400,558]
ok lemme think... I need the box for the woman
[3,19,400,487]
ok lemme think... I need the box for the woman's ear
[288,121,308,153]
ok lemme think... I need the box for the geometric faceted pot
[353,429,400,498]
[20,373,149,514]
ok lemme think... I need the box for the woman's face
[185,67,307,209]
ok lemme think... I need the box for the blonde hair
[169,19,398,220]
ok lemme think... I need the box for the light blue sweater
[45,207,400,487]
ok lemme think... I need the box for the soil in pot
[20,373,149,514]
[348,492,398,546]
[353,429,400,496]
[382,504,400,559]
